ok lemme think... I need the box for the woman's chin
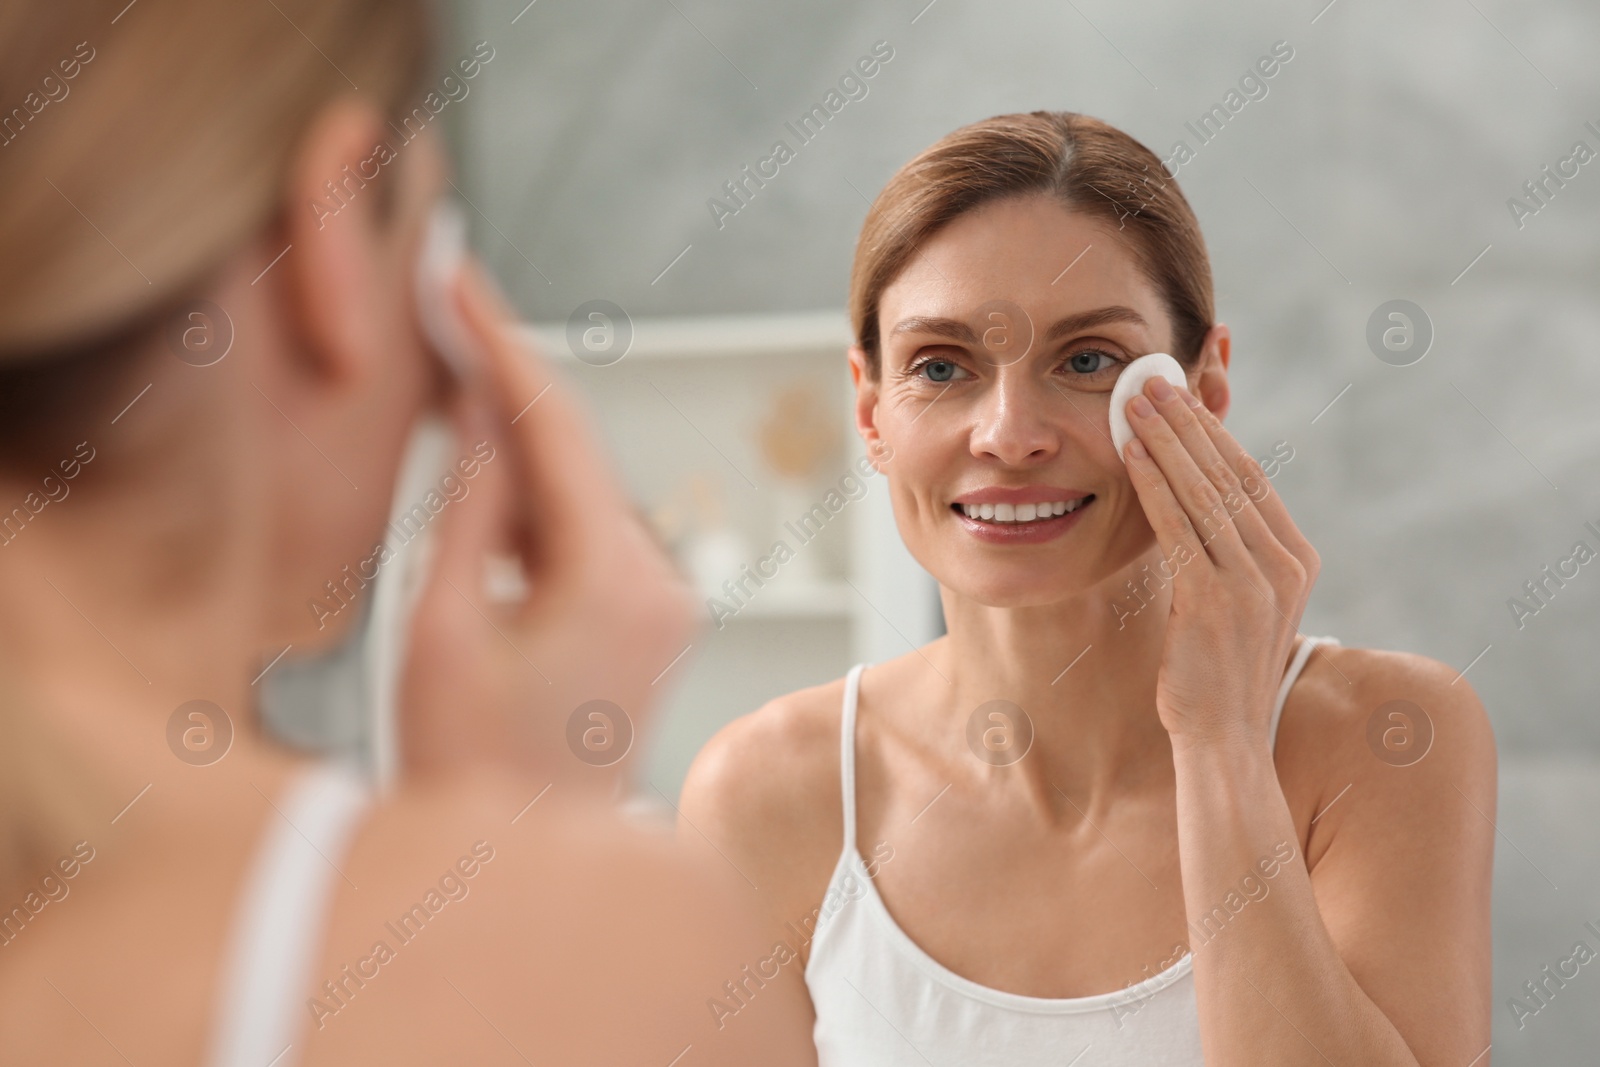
[938,571,1093,611]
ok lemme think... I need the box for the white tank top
[803,635,1339,1066]
[204,760,372,1067]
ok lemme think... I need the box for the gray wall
[449,1,1600,1060]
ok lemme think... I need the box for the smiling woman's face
[853,192,1227,608]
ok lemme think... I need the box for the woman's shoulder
[1288,640,1495,754]
[307,767,816,1065]
[675,669,871,914]
[1279,640,1497,859]
[0,759,812,1067]
[678,671,853,838]
[359,765,709,884]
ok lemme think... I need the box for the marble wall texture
[452,0,1599,1060]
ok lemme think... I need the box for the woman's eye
[1066,349,1118,375]
[917,359,967,383]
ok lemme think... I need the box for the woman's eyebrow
[888,306,1147,347]
[888,317,978,344]
[1042,306,1148,343]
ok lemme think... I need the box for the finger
[452,259,631,596]
[1121,429,1208,572]
[400,388,527,774]
[1143,380,1279,559]
[424,386,515,612]
[1176,387,1319,574]
[400,388,512,707]
[1125,383,1250,571]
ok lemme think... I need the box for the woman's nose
[967,377,1061,466]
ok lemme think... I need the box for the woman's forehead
[878,195,1165,333]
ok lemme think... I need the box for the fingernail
[1129,438,1148,459]
[1181,386,1202,408]
[1131,395,1155,418]
[1148,377,1175,402]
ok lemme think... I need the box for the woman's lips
[950,495,1095,544]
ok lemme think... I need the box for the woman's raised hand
[1120,375,1321,749]
[400,260,699,781]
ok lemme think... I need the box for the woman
[681,112,1496,1065]
[0,3,815,1065]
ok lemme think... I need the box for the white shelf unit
[518,311,940,800]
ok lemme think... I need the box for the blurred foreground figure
[0,3,816,1064]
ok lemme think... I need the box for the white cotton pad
[1109,352,1187,464]
[413,198,474,382]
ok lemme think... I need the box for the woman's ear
[848,344,890,471]
[1193,323,1232,423]
[274,94,400,388]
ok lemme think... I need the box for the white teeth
[958,498,1089,523]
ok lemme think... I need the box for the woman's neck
[930,546,1179,808]
[0,458,318,922]
[0,435,287,815]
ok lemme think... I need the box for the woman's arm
[677,686,846,1030]
[1119,373,1496,1064]
[1171,653,1495,1066]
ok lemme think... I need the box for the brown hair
[0,0,436,463]
[849,111,1214,375]
[0,0,435,887]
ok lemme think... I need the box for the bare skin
[681,195,1495,1065]
[0,96,815,1066]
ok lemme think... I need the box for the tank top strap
[205,759,372,1067]
[1270,634,1340,751]
[839,662,869,855]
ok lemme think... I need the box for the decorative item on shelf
[758,382,843,586]
[678,473,752,602]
